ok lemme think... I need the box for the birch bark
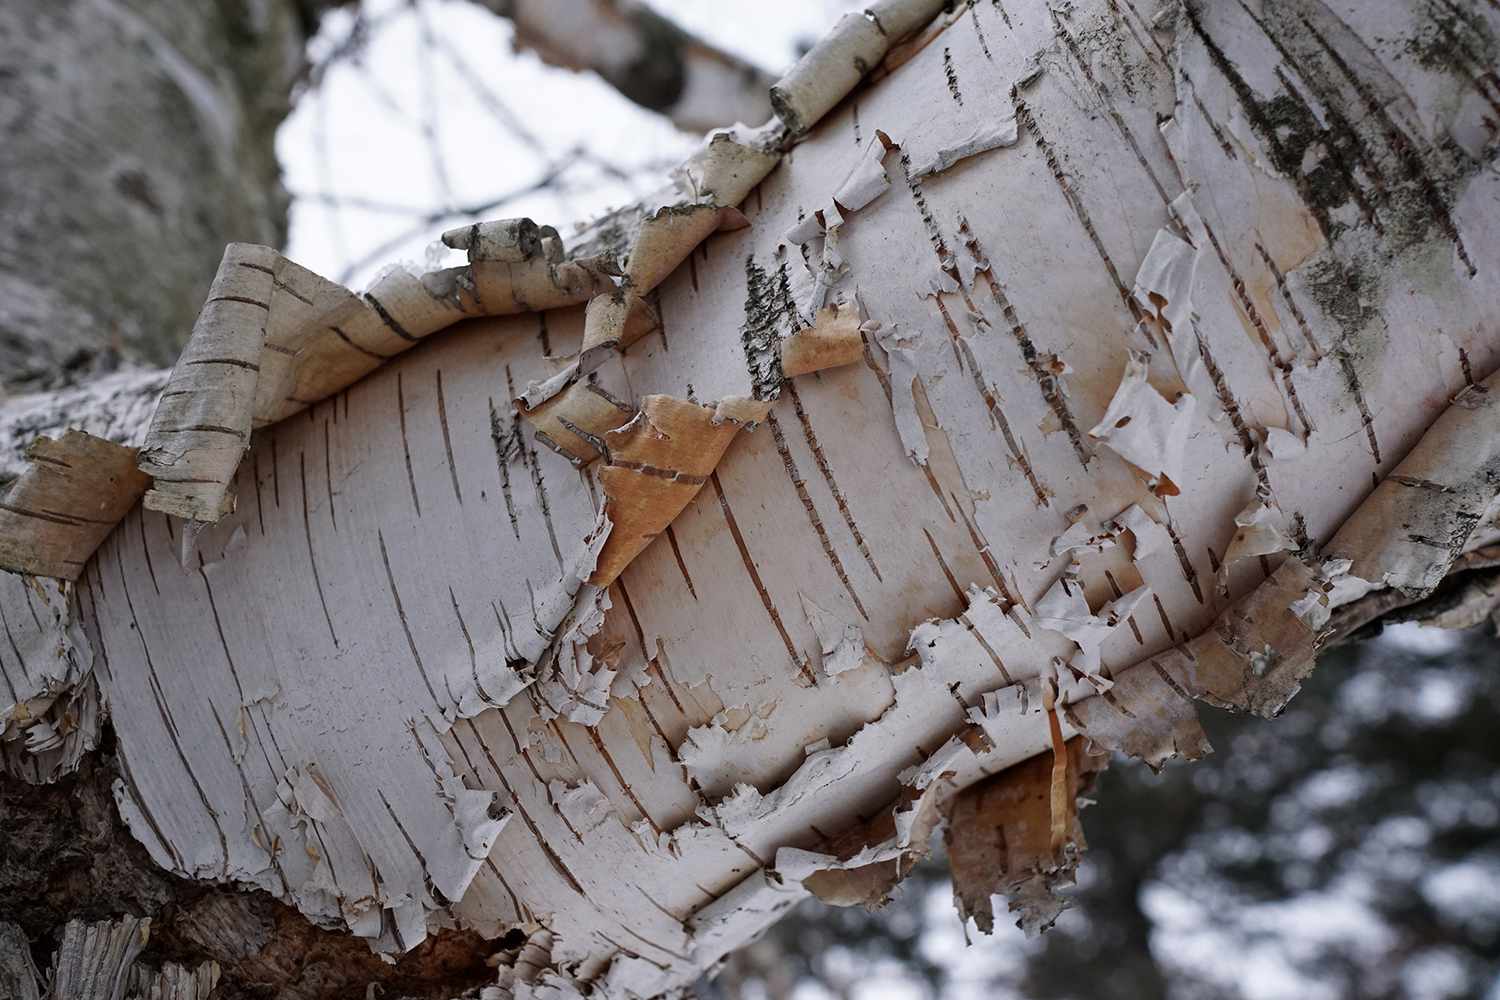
[3,0,1499,997]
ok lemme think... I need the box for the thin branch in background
[349,49,421,126]
[412,0,457,213]
[299,5,396,93]
[313,89,350,267]
[429,21,548,157]
[296,0,697,285]
[288,191,459,216]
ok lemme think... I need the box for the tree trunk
[0,1,497,995]
[0,0,324,392]
[3,0,1499,997]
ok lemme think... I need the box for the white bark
[0,916,221,1000]
[3,0,1499,995]
[485,0,777,132]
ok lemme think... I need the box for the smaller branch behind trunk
[482,0,776,132]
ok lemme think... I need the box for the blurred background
[703,621,1500,1000]
[105,1,1500,996]
[278,0,856,287]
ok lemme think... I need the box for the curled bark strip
[770,0,950,135]
[1,0,954,575]
[138,244,274,521]
[590,394,766,587]
[0,431,149,580]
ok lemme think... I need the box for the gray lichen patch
[1183,0,1484,270]
[740,255,799,401]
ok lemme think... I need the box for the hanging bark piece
[590,394,764,587]
[0,431,149,580]
[944,737,1106,936]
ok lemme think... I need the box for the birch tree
[3,0,1499,997]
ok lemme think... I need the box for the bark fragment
[0,433,149,581]
[591,395,762,588]
[1087,351,1197,496]
[779,303,865,379]
[945,738,1106,935]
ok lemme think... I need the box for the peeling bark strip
[0,432,149,580]
[3,0,941,578]
[7,0,1500,994]
[1185,373,1500,718]
[138,244,273,521]
[591,395,758,588]
[945,738,1106,935]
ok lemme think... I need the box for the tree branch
[479,0,777,132]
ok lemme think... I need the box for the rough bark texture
[0,0,322,392]
[3,0,1500,997]
[0,738,501,999]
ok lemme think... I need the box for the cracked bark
[3,0,1500,997]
